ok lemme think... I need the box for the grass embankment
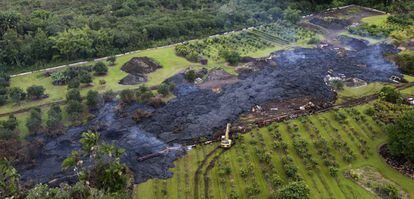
[135,104,414,199]
[361,15,389,26]
[336,82,387,104]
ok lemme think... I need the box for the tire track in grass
[183,154,191,199]
[193,145,220,199]
[203,149,225,199]
[176,158,183,199]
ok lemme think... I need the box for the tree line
[0,0,390,74]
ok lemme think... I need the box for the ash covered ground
[17,41,401,185]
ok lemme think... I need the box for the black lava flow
[17,42,401,185]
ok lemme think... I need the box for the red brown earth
[379,144,414,179]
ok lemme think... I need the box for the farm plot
[176,20,315,61]
[251,20,316,45]
[135,104,414,199]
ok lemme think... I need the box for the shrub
[0,73,10,88]
[364,107,375,116]
[26,108,42,134]
[103,90,115,102]
[331,80,344,91]
[175,44,200,62]
[51,71,68,85]
[65,100,84,121]
[0,128,14,140]
[136,85,154,103]
[0,159,20,198]
[348,23,394,38]
[132,109,151,123]
[26,184,70,199]
[379,87,401,104]
[93,62,108,75]
[68,78,80,89]
[148,97,165,108]
[374,184,400,199]
[0,95,7,107]
[277,181,310,199]
[157,83,172,96]
[86,90,100,110]
[9,87,26,104]
[46,105,63,130]
[79,71,92,84]
[107,55,116,66]
[2,115,18,131]
[271,174,283,188]
[245,182,261,196]
[307,37,320,44]
[184,70,197,83]
[240,168,248,178]
[119,89,135,104]
[387,111,414,161]
[220,50,241,65]
[283,7,301,24]
[62,132,133,193]
[328,166,339,177]
[394,51,414,75]
[26,85,45,100]
[66,89,82,102]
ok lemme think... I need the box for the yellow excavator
[220,123,232,148]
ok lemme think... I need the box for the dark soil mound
[338,35,369,51]
[119,57,162,85]
[379,144,414,179]
[206,69,233,81]
[121,57,162,75]
[119,74,147,85]
[310,17,352,30]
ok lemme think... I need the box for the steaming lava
[17,42,401,185]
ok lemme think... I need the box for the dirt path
[193,146,221,199]
[203,149,226,199]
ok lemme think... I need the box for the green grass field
[336,82,388,104]
[361,15,389,26]
[2,47,192,115]
[135,104,414,199]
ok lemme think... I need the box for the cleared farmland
[135,103,414,199]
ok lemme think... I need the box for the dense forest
[0,0,397,73]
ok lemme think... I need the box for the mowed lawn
[361,14,389,26]
[135,104,414,199]
[336,82,388,104]
[2,47,192,115]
